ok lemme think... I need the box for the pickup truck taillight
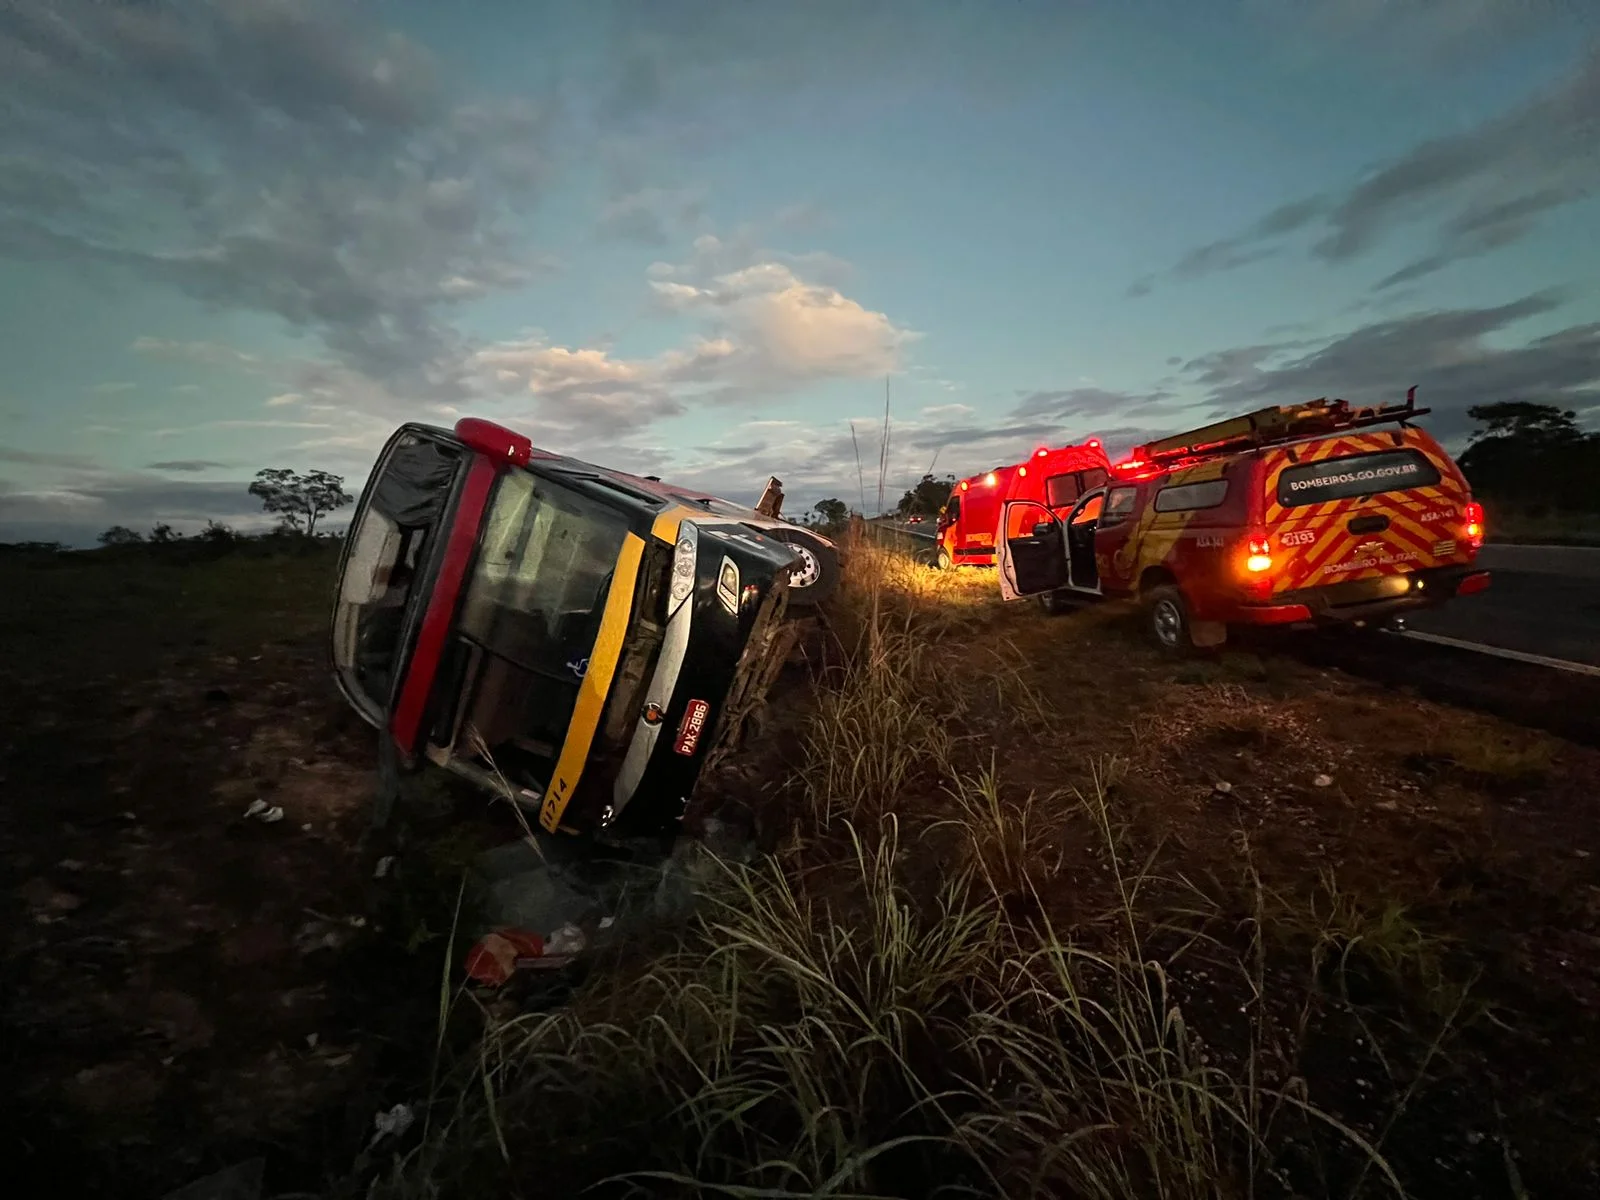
[1244,534,1273,574]
[1463,502,1484,549]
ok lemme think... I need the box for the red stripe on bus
[390,455,498,753]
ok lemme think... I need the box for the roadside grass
[0,539,341,685]
[1422,728,1559,788]
[378,548,1536,1200]
[17,536,1592,1199]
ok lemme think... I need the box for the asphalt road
[1406,545,1600,669]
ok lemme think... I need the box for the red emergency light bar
[1034,436,1102,458]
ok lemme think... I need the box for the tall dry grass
[375,548,1432,1200]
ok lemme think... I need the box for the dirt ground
[926,594,1600,1198]
[3,546,1598,1197]
[0,546,419,1197]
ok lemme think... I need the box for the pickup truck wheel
[1144,585,1195,654]
[768,528,840,607]
[1038,589,1070,616]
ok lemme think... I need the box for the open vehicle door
[997,500,1069,601]
[1063,489,1108,593]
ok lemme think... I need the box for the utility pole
[876,375,891,517]
[849,421,867,515]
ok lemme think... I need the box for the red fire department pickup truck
[996,389,1491,651]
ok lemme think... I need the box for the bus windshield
[457,470,633,689]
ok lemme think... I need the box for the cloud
[1185,292,1600,443]
[1012,387,1179,422]
[90,381,136,395]
[920,403,973,419]
[265,392,303,407]
[1145,45,1600,292]
[150,419,336,439]
[1,1,554,406]
[147,460,230,473]
[647,238,915,383]
[1312,49,1599,271]
[0,476,274,547]
[1131,198,1329,296]
[1251,0,1585,67]
[130,337,261,369]
[471,239,915,444]
[594,186,706,245]
[0,446,100,470]
[595,0,1078,129]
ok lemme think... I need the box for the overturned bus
[331,417,840,843]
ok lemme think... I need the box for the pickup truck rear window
[1276,449,1441,508]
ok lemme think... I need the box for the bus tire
[768,528,840,607]
[1144,585,1196,654]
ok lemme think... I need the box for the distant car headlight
[670,525,698,609]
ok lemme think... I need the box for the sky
[2,0,1599,545]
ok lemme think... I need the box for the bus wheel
[936,548,953,571]
[769,528,840,606]
[1144,585,1195,654]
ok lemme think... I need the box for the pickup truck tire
[768,528,840,607]
[1144,584,1196,654]
[1038,589,1071,616]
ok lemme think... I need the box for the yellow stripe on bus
[651,503,710,544]
[538,532,646,833]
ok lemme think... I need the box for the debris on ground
[243,798,285,824]
[465,929,546,985]
[368,1102,415,1148]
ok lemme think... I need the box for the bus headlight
[670,526,698,610]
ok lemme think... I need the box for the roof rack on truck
[1125,386,1430,470]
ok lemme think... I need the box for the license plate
[674,699,711,756]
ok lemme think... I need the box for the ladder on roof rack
[1139,386,1430,464]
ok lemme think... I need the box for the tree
[248,468,354,536]
[812,497,849,526]
[148,522,181,544]
[1464,401,1584,447]
[897,473,955,518]
[199,520,238,546]
[98,525,144,546]
[1458,401,1600,514]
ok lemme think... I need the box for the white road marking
[1388,628,1600,678]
